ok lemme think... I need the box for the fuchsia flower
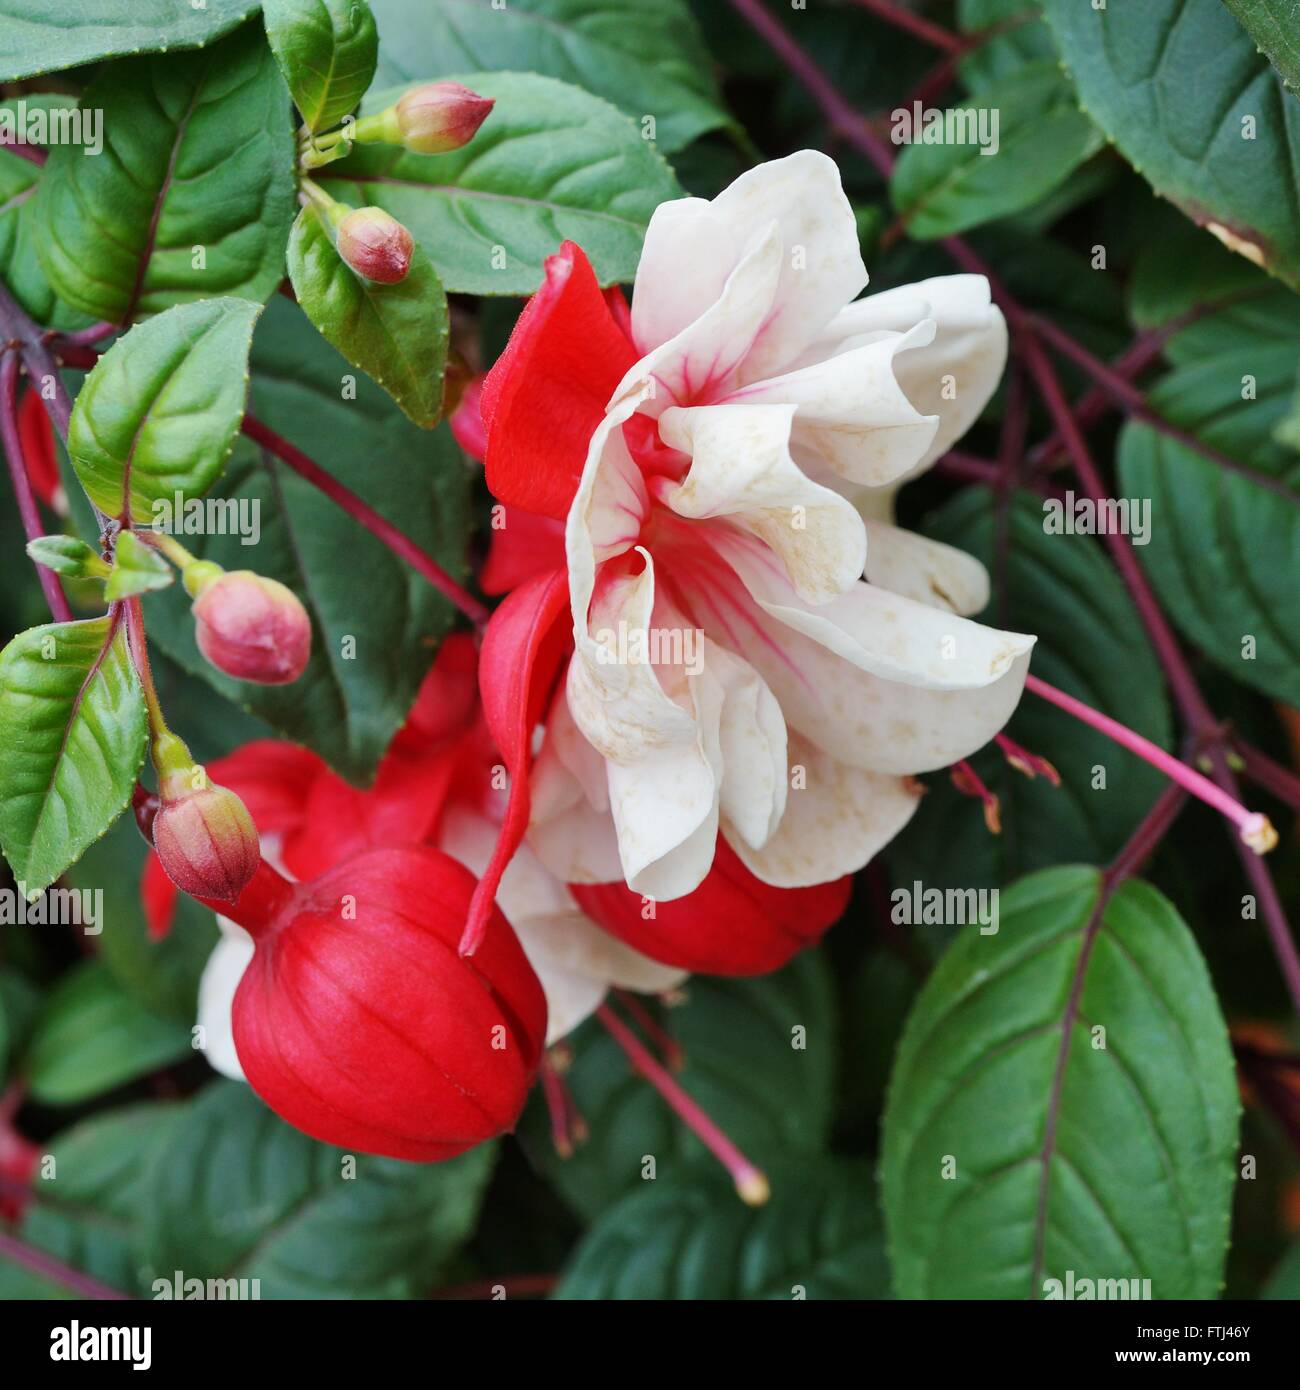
[464,151,1035,966]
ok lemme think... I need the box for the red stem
[196,858,298,938]
[1230,739,1300,814]
[241,414,490,629]
[0,349,72,622]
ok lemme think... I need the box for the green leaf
[19,1103,181,1295]
[34,24,297,324]
[322,71,683,295]
[25,536,109,580]
[143,296,470,783]
[66,813,219,1023]
[104,532,174,601]
[141,1081,496,1297]
[287,202,448,427]
[68,298,262,524]
[27,961,193,1106]
[881,868,1239,1299]
[957,0,1056,93]
[519,952,837,1220]
[554,1158,890,1299]
[0,0,261,83]
[890,63,1102,239]
[264,0,379,134]
[368,0,732,154]
[1044,0,1300,290]
[887,488,1171,901]
[0,96,95,332]
[1118,332,1300,705]
[0,616,148,896]
[1222,0,1300,91]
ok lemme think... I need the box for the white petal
[617,220,783,416]
[721,530,1032,690]
[196,919,254,1082]
[631,150,866,383]
[676,538,1032,774]
[724,324,941,487]
[728,735,920,887]
[657,402,866,604]
[708,640,788,850]
[863,518,990,617]
[810,274,1008,475]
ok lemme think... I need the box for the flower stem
[241,414,491,628]
[596,1003,769,1206]
[850,0,964,53]
[1025,673,1276,852]
[0,349,71,622]
[0,1230,130,1300]
[123,596,166,735]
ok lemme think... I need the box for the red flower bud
[570,839,852,976]
[191,570,311,686]
[152,779,261,904]
[217,847,547,1161]
[395,81,494,154]
[335,206,414,284]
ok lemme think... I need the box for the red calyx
[215,847,548,1161]
[570,837,853,976]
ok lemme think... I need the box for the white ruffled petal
[631,150,867,383]
[862,518,990,617]
[656,402,866,604]
[724,324,940,487]
[728,735,920,887]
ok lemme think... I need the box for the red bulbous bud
[152,780,261,903]
[570,839,852,976]
[221,847,547,1161]
[191,570,311,685]
[336,206,414,284]
[395,81,494,154]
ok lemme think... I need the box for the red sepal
[460,567,571,955]
[481,241,636,520]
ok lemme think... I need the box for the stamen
[612,988,685,1071]
[995,732,1061,786]
[950,760,1001,834]
[597,1004,770,1205]
[1025,674,1277,853]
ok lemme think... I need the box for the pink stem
[0,350,72,622]
[0,1230,129,1299]
[850,0,964,52]
[1025,673,1275,852]
[612,988,685,1071]
[241,414,490,629]
[597,1004,769,1205]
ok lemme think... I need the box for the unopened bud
[190,568,311,685]
[150,737,261,903]
[336,206,414,284]
[395,82,494,154]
